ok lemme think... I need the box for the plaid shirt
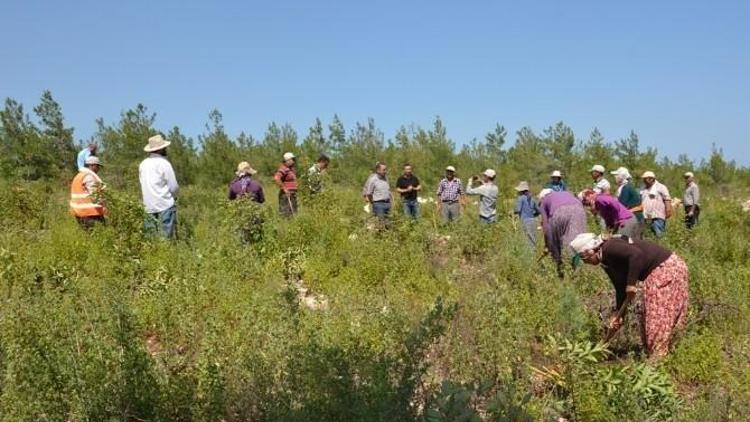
[436,178,463,202]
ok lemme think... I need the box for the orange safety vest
[69,169,107,218]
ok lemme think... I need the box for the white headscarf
[569,233,604,255]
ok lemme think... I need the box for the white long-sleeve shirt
[139,154,179,213]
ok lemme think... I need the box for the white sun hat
[550,170,562,178]
[236,161,258,176]
[610,167,631,179]
[283,152,296,161]
[570,233,604,255]
[483,169,496,178]
[144,134,170,152]
[515,181,530,192]
[445,165,456,172]
[590,164,605,174]
[684,171,695,178]
[538,188,553,200]
[641,171,657,179]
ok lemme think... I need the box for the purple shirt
[540,191,580,222]
[228,176,265,203]
[540,191,583,241]
[595,194,633,228]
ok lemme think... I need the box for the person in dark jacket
[570,233,689,360]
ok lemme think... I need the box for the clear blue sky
[2,1,749,164]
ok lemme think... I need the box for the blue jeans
[649,218,667,238]
[372,201,391,218]
[145,205,177,239]
[402,199,419,219]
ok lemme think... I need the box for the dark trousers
[684,205,700,229]
[76,216,105,231]
[279,191,298,217]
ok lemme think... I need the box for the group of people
[362,163,500,224]
[69,136,694,359]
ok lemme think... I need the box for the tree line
[1,91,746,194]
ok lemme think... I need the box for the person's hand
[608,315,623,332]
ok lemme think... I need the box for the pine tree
[33,90,76,173]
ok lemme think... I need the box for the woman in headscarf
[570,233,689,360]
[611,167,644,238]
[580,189,639,239]
[538,189,588,277]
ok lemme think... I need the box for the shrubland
[0,92,749,420]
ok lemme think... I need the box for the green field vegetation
[1,93,749,420]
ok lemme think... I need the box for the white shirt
[593,177,611,194]
[640,181,671,220]
[139,154,179,213]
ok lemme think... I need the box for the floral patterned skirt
[638,254,689,359]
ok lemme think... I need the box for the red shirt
[274,164,298,191]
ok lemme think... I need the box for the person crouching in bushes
[580,189,640,238]
[570,233,689,360]
[229,162,265,243]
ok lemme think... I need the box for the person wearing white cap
[569,233,689,360]
[69,156,107,230]
[467,169,499,224]
[611,167,644,238]
[640,171,672,238]
[436,166,464,223]
[139,134,179,239]
[229,162,264,203]
[682,172,700,229]
[590,164,611,194]
[514,181,540,246]
[274,152,298,217]
[544,170,567,192]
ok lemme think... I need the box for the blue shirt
[544,180,567,192]
[77,148,91,170]
[514,194,539,220]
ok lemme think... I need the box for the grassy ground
[0,180,748,421]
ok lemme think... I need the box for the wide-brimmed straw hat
[641,171,656,179]
[550,170,562,178]
[85,156,102,166]
[446,165,456,172]
[515,181,530,192]
[236,161,258,176]
[590,164,605,174]
[144,134,170,152]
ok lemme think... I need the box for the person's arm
[165,163,179,197]
[364,178,375,204]
[413,178,422,191]
[458,179,466,208]
[662,186,673,219]
[436,181,443,210]
[228,185,236,200]
[513,197,522,215]
[257,186,265,204]
[273,169,287,194]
